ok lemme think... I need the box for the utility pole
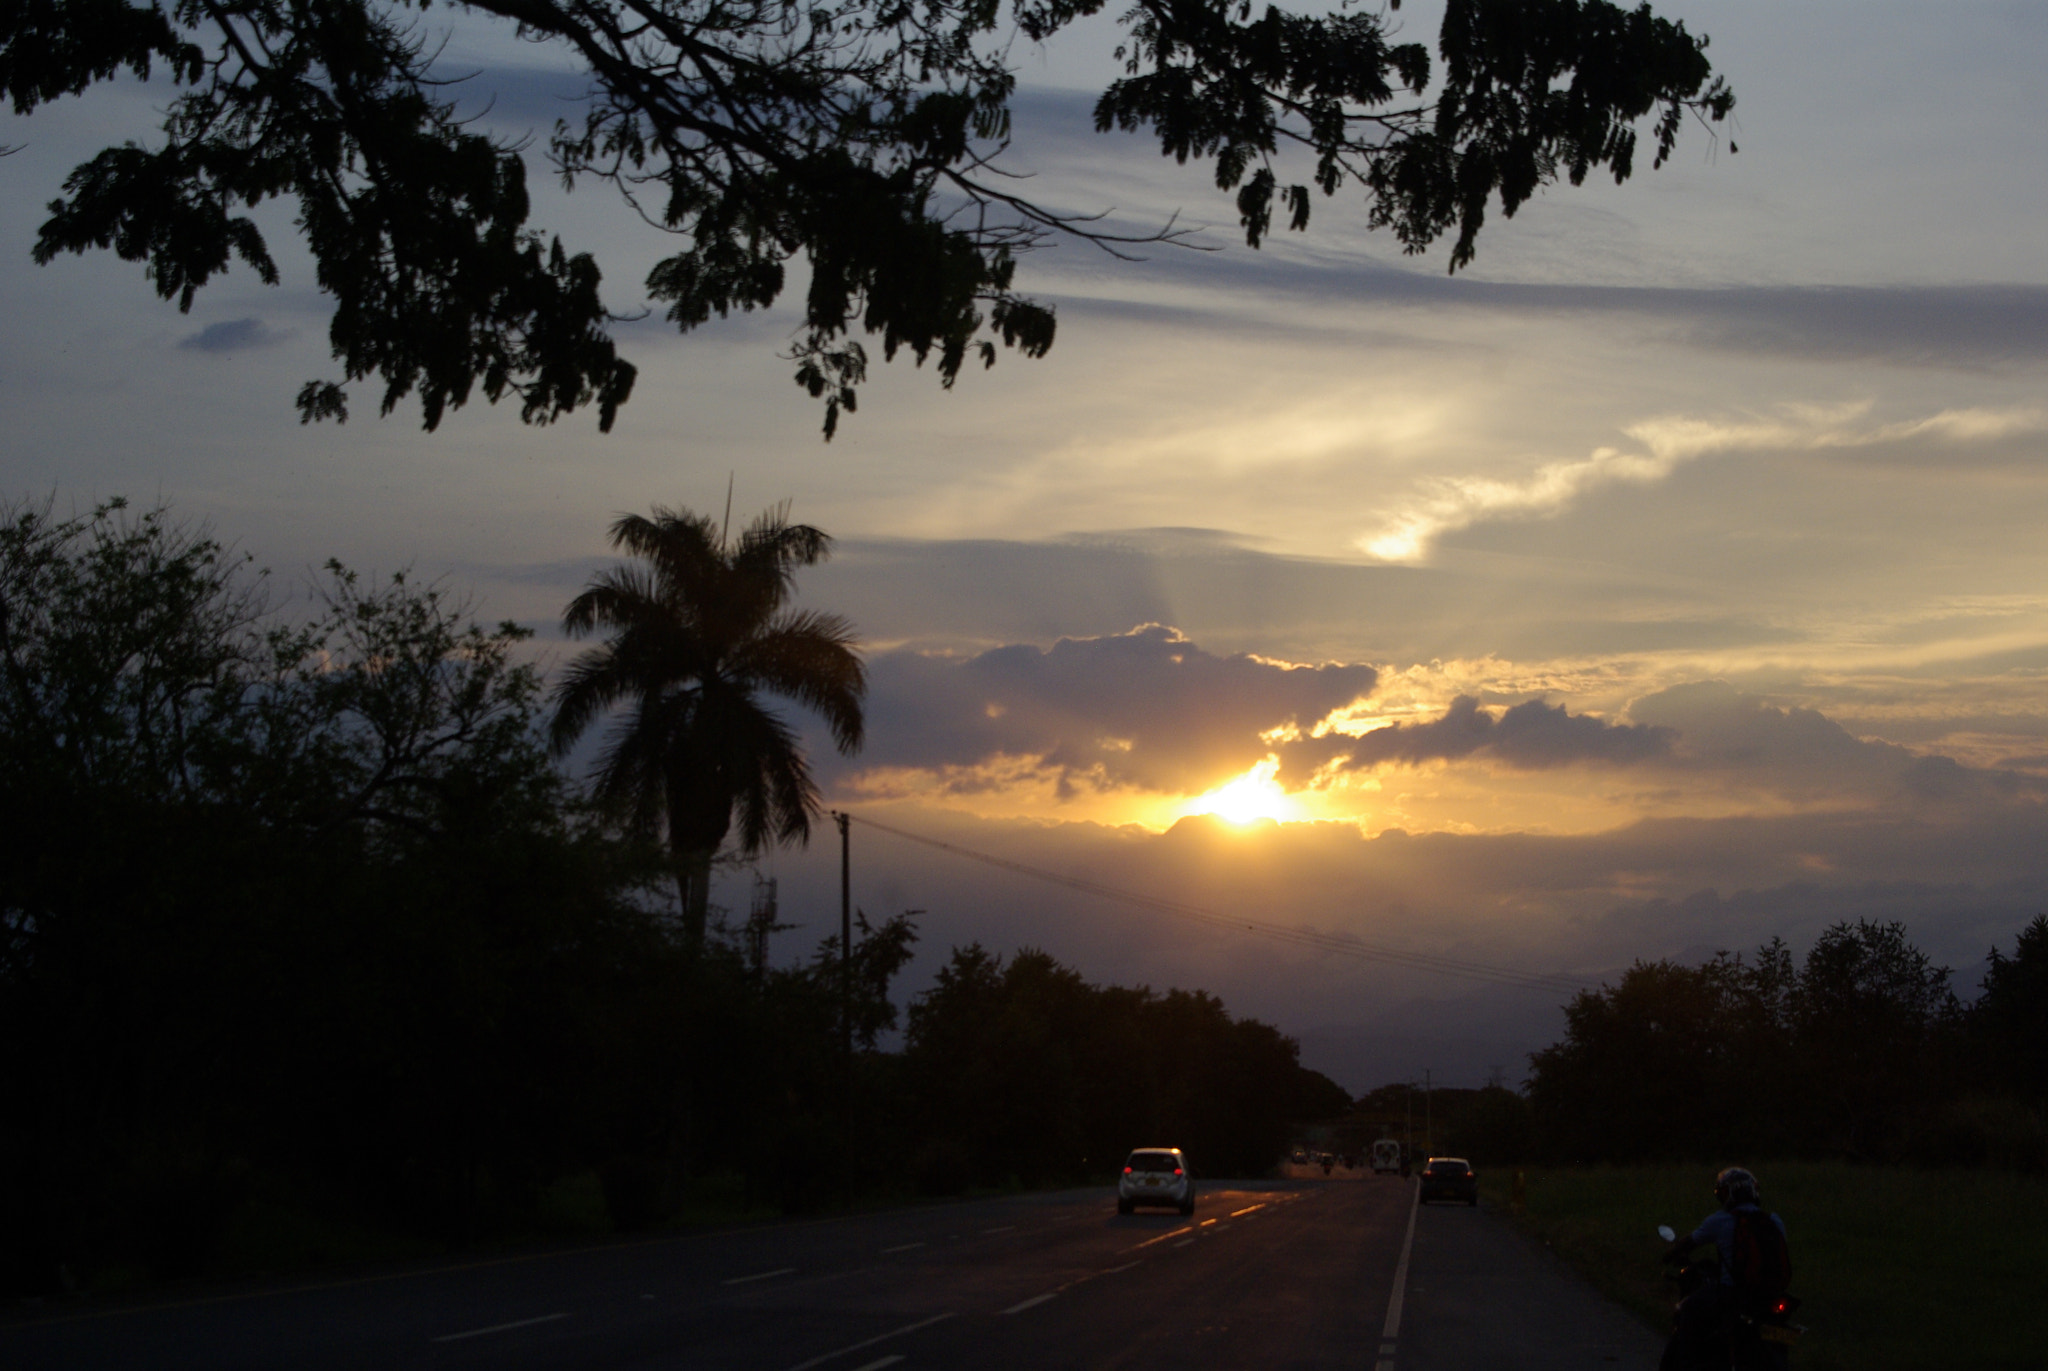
[835,811,851,1062]
[1424,1068,1433,1157]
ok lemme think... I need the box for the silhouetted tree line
[1428,917,2048,1169]
[903,945,1353,1193]
[0,499,1340,1296]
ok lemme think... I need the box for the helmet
[1714,1166,1759,1209]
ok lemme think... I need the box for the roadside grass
[1480,1163,2048,1371]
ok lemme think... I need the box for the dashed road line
[1172,1239,1196,1249]
[1003,1293,1057,1314]
[881,1243,925,1254]
[1200,1219,1217,1227]
[723,1267,797,1286]
[1102,1262,1140,1274]
[430,1313,567,1343]
[1119,1225,1194,1255]
[850,1359,904,1371]
[1231,1204,1266,1217]
[981,1225,1015,1234]
[785,1313,955,1371]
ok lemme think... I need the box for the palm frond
[730,611,867,753]
[552,500,865,888]
[561,565,667,637]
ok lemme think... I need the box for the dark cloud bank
[858,624,1375,795]
[1276,694,1672,786]
[177,318,290,353]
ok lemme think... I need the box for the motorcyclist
[1659,1167,1789,1370]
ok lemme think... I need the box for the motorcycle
[1655,1224,1804,1371]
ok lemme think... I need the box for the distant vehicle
[1290,1148,1309,1165]
[1419,1156,1479,1206]
[1371,1139,1402,1174]
[1118,1147,1196,1215]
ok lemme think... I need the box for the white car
[1117,1147,1196,1215]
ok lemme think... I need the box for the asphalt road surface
[3,1177,1663,1370]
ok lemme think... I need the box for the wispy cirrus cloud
[1358,402,2048,562]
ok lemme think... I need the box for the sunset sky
[6,1,2047,1089]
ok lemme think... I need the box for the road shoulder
[1395,1198,1664,1370]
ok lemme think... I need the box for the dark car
[1418,1156,1478,1206]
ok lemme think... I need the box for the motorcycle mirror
[1656,1224,1676,1243]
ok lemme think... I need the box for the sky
[5,1,2048,1091]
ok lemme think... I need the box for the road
[3,1176,1662,1370]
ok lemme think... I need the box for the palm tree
[549,502,865,947]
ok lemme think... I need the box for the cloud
[1358,401,2048,562]
[1627,681,2035,807]
[850,624,1377,796]
[1358,445,1682,561]
[1656,285,2048,372]
[1254,681,2042,821]
[176,318,291,353]
[1283,695,1673,782]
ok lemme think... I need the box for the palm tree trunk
[676,848,714,949]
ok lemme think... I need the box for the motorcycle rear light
[1772,1299,1788,1315]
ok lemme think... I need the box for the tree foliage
[1525,920,1980,1165]
[0,496,675,1289]
[1976,915,2048,1104]
[7,0,1732,434]
[902,942,1341,1188]
[549,501,865,946]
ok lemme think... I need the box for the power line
[847,813,1593,995]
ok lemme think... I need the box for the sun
[1186,756,1300,825]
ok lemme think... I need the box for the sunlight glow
[1185,756,1302,826]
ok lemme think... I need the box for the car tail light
[1772,1299,1788,1315]
[1123,1166,1133,1174]
[1173,1168,1183,1176]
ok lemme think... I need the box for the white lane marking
[1376,1178,1421,1371]
[430,1312,567,1343]
[1118,1225,1194,1254]
[785,1313,955,1371]
[1103,1262,1139,1274]
[1231,1205,1265,1218]
[641,1294,655,1301]
[723,1267,797,1285]
[1172,1239,1196,1248]
[1003,1293,1056,1314]
[881,1242,925,1254]
[981,1225,1015,1234]
[850,1359,905,1371]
